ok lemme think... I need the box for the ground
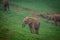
[0,0,60,40]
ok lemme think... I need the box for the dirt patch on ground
[10,4,40,16]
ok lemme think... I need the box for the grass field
[0,0,60,40]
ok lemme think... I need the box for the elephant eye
[25,20,27,22]
[24,21,27,23]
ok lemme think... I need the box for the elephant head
[22,17,32,27]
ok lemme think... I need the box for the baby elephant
[22,17,40,34]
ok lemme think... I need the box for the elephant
[22,17,40,34]
[3,0,9,11]
[47,14,60,26]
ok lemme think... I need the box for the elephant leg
[29,23,34,34]
[54,21,57,26]
[54,17,58,26]
[4,5,6,11]
[32,23,35,33]
[35,30,39,34]
[34,23,40,34]
[7,4,9,10]
[4,4,8,11]
[30,28,34,33]
[35,28,39,34]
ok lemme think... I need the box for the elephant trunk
[22,22,25,28]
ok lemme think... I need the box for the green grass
[0,0,60,40]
